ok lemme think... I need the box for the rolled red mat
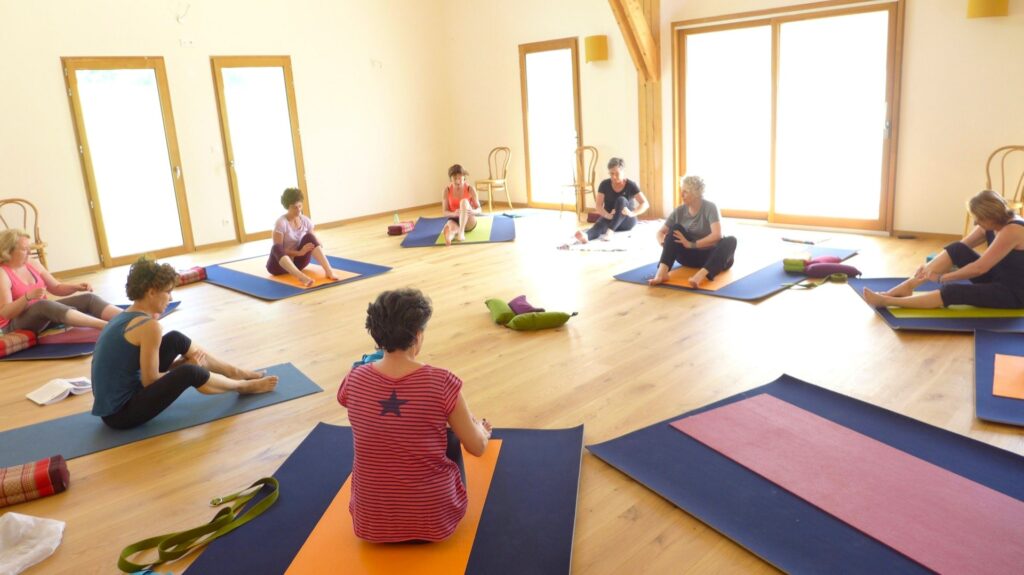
[175,266,207,286]
[387,221,415,236]
[0,455,70,508]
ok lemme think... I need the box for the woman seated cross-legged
[267,187,337,287]
[573,157,649,244]
[864,190,1024,310]
[338,288,492,542]
[92,257,277,430]
[649,175,738,288]
[0,228,121,335]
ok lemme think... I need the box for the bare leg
[885,251,956,297]
[277,255,314,287]
[63,310,107,330]
[689,268,710,288]
[196,372,278,395]
[864,287,945,309]
[648,263,671,286]
[311,246,337,280]
[458,199,473,241]
[443,221,457,246]
[100,305,122,320]
[186,343,266,380]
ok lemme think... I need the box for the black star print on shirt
[379,390,409,416]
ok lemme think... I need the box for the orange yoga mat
[672,394,1024,574]
[285,440,503,574]
[663,266,733,291]
[993,354,1024,400]
[220,256,357,288]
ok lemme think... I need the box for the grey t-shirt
[664,200,721,240]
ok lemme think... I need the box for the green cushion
[485,299,515,325]
[506,311,575,331]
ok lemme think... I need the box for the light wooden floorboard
[3,208,1022,574]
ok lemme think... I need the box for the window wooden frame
[673,0,905,231]
[518,38,584,211]
[62,56,195,267]
[210,55,309,242]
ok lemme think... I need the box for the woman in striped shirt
[338,288,492,542]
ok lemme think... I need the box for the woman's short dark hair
[607,157,625,170]
[448,164,467,178]
[126,257,177,301]
[281,188,304,209]
[365,289,433,352]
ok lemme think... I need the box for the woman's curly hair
[281,187,304,209]
[365,289,433,352]
[125,256,177,301]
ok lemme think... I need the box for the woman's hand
[621,207,634,217]
[300,243,315,256]
[925,271,944,283]
[479,417,493,438]
[672,230,689,246]
[913,265,927,280]
[75,282,92,292]
[26,287,45,300]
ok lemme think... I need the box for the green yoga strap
[118,477,279,573]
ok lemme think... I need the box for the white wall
[661,0,1024,234]
[0,0,451,272]
[441,0,640,206]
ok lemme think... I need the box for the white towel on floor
[0,512,65,574]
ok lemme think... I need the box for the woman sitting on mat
[0,228,121,334]
[441,164,483,246]
[92,257,277,430]
[649,175,738,288]
[573,157,650,244]
[267,187,336,287]
[864,190,1024,309]
[338,288,492,542]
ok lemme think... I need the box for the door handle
[174,166,182,180]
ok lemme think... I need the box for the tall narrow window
[677,1,900,230]
[63,57,193,266]
[519,39,583,209]
[212,56,307,241]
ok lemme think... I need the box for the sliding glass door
[678,3,899,230]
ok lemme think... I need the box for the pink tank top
[1,262,45,329]
[446,184,478,212]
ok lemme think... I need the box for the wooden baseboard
[317,203,438,230]
[196,238,239,251]
[892,229,960,242]
[52,264,103,279]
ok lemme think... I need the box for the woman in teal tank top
[92,257,279,429]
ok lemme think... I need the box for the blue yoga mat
[0,301,181,362]
[615,247,858,301]
[587,374,1024,573]
[400,216,516,248]
[187,424,583,575]
[205,255,391,301]
[0,363,321,468]
[974,330,1024,427]
[848,277,1024,332]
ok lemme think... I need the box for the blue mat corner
[974,329,1024,427]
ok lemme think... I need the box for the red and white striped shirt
[338,363,466,542]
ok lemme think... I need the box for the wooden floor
[4,208,1023,574]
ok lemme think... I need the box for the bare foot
[863,287,887,308]
[325,272,338,281]
[688,269,709,288]
[574,230,588,245]
[238,375,278,394]
[881,283,913,297]
[444,228,453,246]
[236,368,266,380]
[600,230,614,242]
[648,272,668,286]
[457,232,466,242]
[298,274,314,287]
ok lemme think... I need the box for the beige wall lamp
[967,0,1009,18]
[584,35,608,62]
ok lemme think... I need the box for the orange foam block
[285,440,502,575]
[220,256,357,288]
[993,354,1024,400]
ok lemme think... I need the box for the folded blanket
[0,455,70,508]
[0,330,37,359]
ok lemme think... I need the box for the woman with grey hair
[649,175,737,288]
[572,157,649,244]
[0,228,121,334]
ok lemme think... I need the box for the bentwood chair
[964,145,1024,235]
[0,198,48,268]
[475,147,513,212]
[561,146,598,220]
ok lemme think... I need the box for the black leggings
[446,428,467,486]
[586,196,637,240]
[938,241,1024,308]
[659,225,738,280]
[101,331,211,430]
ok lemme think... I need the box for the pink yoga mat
[671,394,1024,574]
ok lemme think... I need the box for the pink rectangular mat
[671,393,1024,574]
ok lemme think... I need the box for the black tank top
[985,219,1024,290]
